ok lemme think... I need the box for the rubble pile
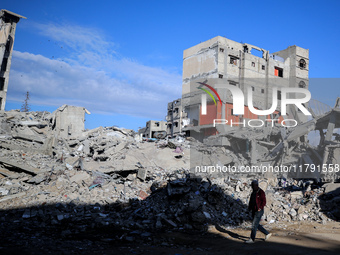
[115,176,249,231]
[1,169,339,235]
[0,105,339,240]
[211,177,340,224]
[264,180,338,224]
[0,108,190,209]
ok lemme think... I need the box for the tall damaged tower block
[0,9,26,111]
[181,36,310,139]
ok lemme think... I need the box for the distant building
[138,120,167,139]
[0,9,26,111]
[181,36,309,139]
[165,98,187,137]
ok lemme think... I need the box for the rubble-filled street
[1,4,340,254]
[0,108,339,254]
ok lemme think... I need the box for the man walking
[245,180,272,243]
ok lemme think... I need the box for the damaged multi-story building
[139,99,188,139]
[178,36,310,140]
[165,98,188,137]
[0,9,26,111]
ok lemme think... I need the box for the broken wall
[51,105,89,139]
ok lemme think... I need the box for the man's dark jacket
[248,188,266,216]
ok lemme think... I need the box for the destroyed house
[180,36,309,140]
[139,120,167,139]
[50,105,90,139]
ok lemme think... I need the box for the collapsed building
[50,104,90,139]
[0,9,26,111]
[0,107,339,245]
[190,98,340,182]
[138,98,187,139]
[138,120,167,139]
[0,106,339,213]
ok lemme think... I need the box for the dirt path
[204,221,340,255]
[1,221,339,254]
[113,221,340,255]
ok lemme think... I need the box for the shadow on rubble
[0,178,339,254]
[318,185,340,222]
[0,176,249,253]
[273,179,340,222]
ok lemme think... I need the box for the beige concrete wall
[144,120,167,138]
[183,50,217,80]
[53,105,86,138]
[183,36,221,59]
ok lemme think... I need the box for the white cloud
[7,23,182,120]
[35,22,114,57]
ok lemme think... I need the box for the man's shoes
[265,233,272,241]
[245,238,254,244]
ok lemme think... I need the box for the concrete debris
[0,102,339,238]
[0,107,190,212]
[0,156,43,175]
[137,168,147,181]
[0,108,189,177]
[192,98,340,182]
[0,170,338,237]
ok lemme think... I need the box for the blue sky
[2,0,340,130]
